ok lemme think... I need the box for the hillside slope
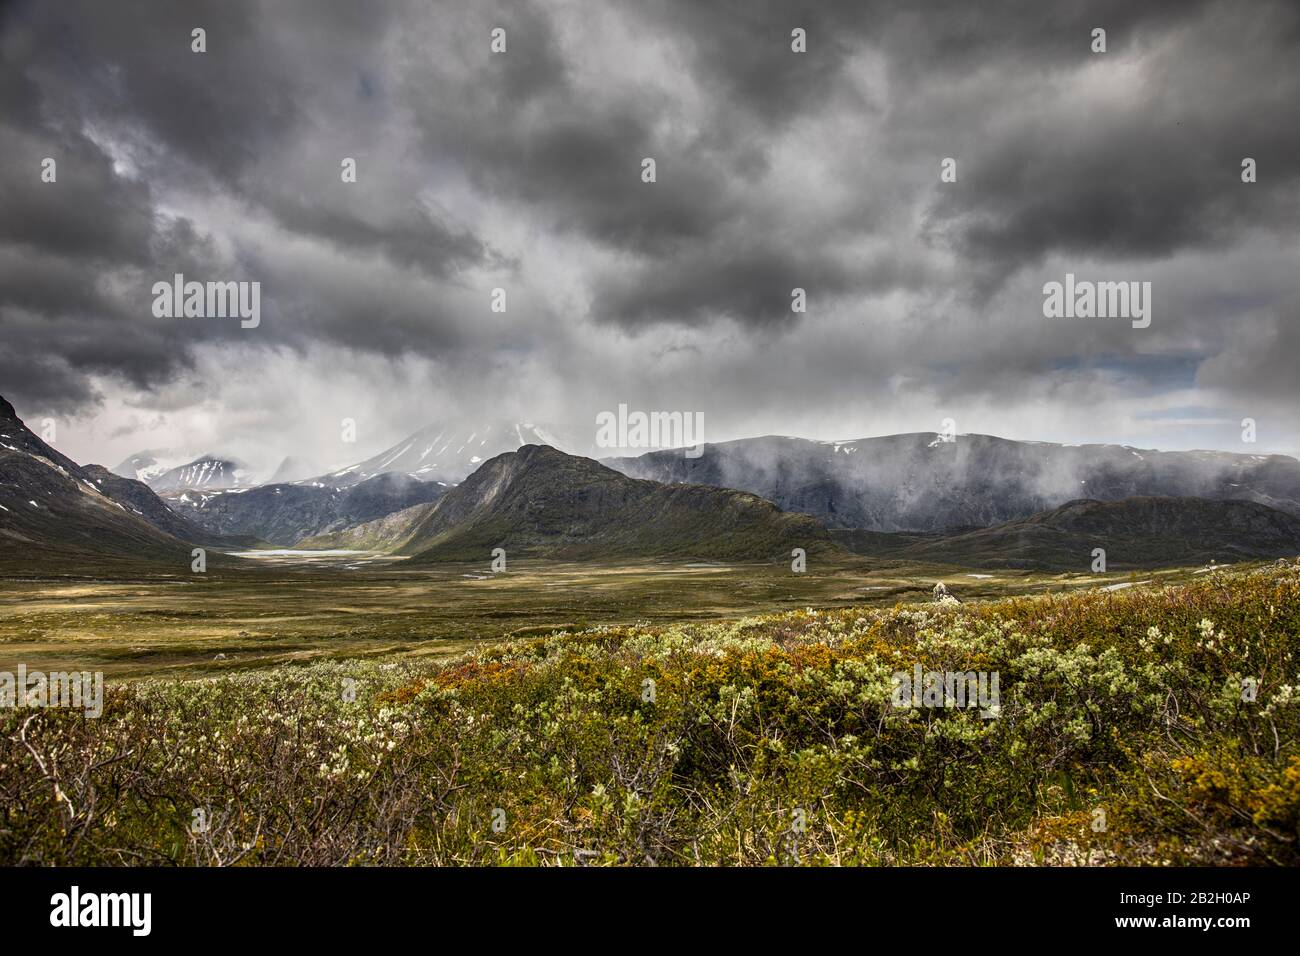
[0,448,195,567]
[836,496,1300,570]
[0,396,219,568]
[294,501,436,551]
[400,445,832,562]
[80,465,261,549]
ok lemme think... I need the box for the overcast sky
[3,0,1298,472]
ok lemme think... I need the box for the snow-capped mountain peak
[313,420,587,488]
[146,454,253,492]
[111,448,197,484]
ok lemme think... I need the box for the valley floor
[1,559,1297,865]
[0,555,1221,677]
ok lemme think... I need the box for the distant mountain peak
[310,419,588,488]
[147,454,252,492]
[111,448,195,483]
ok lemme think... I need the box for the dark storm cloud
[0,0,1297,448]
[590,240,883,328]
[391,0,1296,330]
[1197,290,1300,400]
[262,190,493,276]
[0,36,215,406]
[0,222,214,409]
[397,6,742,259]
[14,0,496,274]
[923,2,1300,295]
[0,0,511,410]
[19,0,348,179]
[589,0,1298,325]
[0,118,154,265]
[633,0,1217,131]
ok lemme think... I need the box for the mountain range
[604,433,1300,531]
[304,444,828,562]
[131,420,591,543]
[6,392,1300,573]
[161,473,447,546]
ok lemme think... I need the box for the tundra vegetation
[2,561,1297,866]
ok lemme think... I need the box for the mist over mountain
[11,376,1300,573]
[111,448,195,484]
[606,434,1300,532]
[269,455,326,484]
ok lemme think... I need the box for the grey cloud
[0,0,1297,462]
[590,239,875,328]
[922,2,1300,293]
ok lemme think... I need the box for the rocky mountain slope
[0,397,206,566]
[294,501,435,551]
[76,465,259,548]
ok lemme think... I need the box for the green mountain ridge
[305,445,833,562]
